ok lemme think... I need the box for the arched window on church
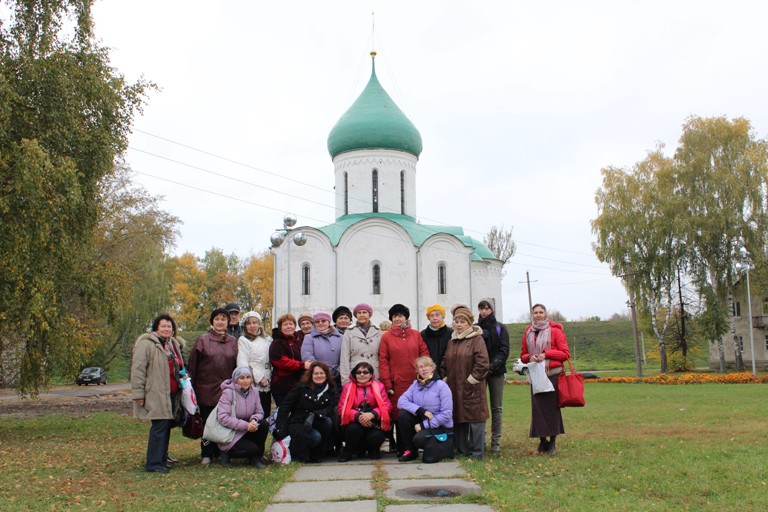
[437,263,447,294]
[301,264,310,295]
[372,263,381,294]
[344,171,349,215]
[400,170,405,214]
[372,169,379,213]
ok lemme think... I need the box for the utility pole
[519,271,537,314]
[626,269,644,377]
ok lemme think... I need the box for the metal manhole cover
[396,485,467,499]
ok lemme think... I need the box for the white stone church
[272,53,503,329]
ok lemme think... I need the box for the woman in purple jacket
[215,367,269,468]
[301,311,343,384]
[396,356,454,462]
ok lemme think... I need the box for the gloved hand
[303,412,315,433]
[272,427,285,440]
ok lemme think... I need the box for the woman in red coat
[521,303,570,455]
[269,313,312,407]
[378,303,429,455]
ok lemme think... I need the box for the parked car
[77,367,108,386]
[512,358,528,376]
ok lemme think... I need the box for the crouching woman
[273,361,339,463]
[396,356,454,462]
[216,367,269,468]
[337,361,392,461]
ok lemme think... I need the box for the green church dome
[327,53,423,159]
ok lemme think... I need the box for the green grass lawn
[1,383,765,511]
[475,383,768,511]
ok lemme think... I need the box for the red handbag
[558,359,585,408]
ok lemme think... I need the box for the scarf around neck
[528,320,552,369]
[339,379,391,430]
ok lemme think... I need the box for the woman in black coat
[273,361,339,462]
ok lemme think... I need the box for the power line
[128,130,606,265]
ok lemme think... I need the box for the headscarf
[232,366,254,381]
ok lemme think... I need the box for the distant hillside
[506,320,639,371]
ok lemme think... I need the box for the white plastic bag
[527,361,555,394]
[180,377,198,415]
[270,435,292,464]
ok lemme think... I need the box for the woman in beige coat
[131,314,184,473]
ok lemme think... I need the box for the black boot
[537,437,549,454]
[219,453,232,467]
[547,437,557,456]
[338,449,354,462]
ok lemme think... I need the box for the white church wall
[273,228,336,323]
[418,234,473,327]
[333,149,418,217]
[471,260,505,322]
[335,218,418,326]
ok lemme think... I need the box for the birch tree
[674,116,768,371]
[592,147,683,372]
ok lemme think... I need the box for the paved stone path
[264,448,496,512]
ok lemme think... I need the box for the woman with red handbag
[521,304,570,455]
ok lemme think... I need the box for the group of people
[130,299,570,472]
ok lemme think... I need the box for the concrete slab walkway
[263,452,496,512]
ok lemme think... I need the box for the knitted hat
[477,297,495,311]
[451,303,474,323]
[425,304,446,318]
[297,313,313,325]
[332,306,353,322]
[224,302,241,313]
[388,303,410,320]
[210,308,229,325]
[353,303,373,316]
[232,366,254,381]
[241,311,262,324]
[313,311,332,323]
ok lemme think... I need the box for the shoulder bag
[422,426,454,463]
[203,392,237,444]
[558,359,585,408]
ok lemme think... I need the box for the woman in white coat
[237,311,273,416]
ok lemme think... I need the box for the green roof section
[317,213,498,262]
[327,53,423,159]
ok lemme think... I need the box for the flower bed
[593,372,766,384]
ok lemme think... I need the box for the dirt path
[0,383,132,417]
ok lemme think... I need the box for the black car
[76,367,108,386]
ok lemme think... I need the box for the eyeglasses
[355,370,371,375]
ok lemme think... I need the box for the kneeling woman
[397,356,454,462]
[215,367,269,467]
[338,362,392,461]
[274,361,339,463]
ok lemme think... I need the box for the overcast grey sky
[90,0,768,322]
